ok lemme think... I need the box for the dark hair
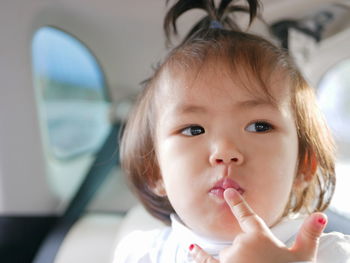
[120,0,335,225]
[164,0,259,46]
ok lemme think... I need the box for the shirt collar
[170,214,230,258]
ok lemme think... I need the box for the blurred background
[0,0,350,262]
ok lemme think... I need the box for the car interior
[1,0,350,262]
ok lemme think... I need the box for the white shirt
[114,214,350,263]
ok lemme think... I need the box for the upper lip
[210,166,245,194]
[211,177,243,192]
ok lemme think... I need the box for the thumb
[291,212,327,260]
[189,244,219,263]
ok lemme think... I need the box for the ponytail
[164,0,261,45]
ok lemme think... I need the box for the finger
[189,244,219,263]
[291,212,327,260]
[224,188,266,233]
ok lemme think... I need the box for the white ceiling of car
[30,0,347,101]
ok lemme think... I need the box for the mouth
[209,178,245,199]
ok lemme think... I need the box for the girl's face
[154,62,299,241]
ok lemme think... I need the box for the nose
[209,141,244,166]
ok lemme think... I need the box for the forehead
[156,59,291,110]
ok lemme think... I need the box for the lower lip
[209,188,245,199]
[210,188,225,199]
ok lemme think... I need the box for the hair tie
[210,20,224,29]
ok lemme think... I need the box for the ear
[152,179,167,197]
[300,151,318,181]
[295,151,318,187]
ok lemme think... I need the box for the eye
[181,125,205,136]
[245,121,273,133]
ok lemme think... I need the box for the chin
[202,221,240,241]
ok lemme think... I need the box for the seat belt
[32,123,121,263]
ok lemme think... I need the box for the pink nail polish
[189,244,195,251]
[318,217,326,225]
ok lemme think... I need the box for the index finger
[224,188,267,233]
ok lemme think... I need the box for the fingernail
[189,244,195,251]
[224,188,239,201]
[317,217,327,226]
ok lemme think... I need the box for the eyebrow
[237,98,277,109]
[174,99,277,114]
[174,104,207,114]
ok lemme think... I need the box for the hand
[189,188,327,263]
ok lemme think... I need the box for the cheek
[157,139,205,189]
[157,138,205,172]
[266,138,298,189]
[245,135,298,213]
[156,139,209,212]
[248,154,295,203]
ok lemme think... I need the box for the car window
[32,26,111,207]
